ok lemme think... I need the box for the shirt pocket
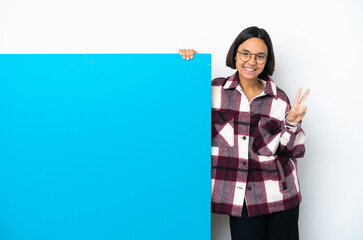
[212,110,235,148]
[256,155,288,191]
[276,158,288,191]
[254,117,282,156]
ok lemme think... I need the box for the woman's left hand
[286,88,310,124]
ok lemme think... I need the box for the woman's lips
[243,67,256,73]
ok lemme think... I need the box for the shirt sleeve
[278,101,306,159]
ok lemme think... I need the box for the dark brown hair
[226,26,275,80]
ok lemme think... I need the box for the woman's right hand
[178,49,198,60]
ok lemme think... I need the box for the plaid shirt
[211,72,305,217]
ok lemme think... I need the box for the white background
[1,0,362,239]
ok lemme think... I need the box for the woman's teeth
[244,67,256,72]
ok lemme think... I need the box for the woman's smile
[243,66,257,73]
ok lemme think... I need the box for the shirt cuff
[284,113,301,133]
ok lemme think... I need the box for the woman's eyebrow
[240,49,267,55]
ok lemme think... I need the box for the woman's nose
[248,55,257,65]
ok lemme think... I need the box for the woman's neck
[238,76,264,92]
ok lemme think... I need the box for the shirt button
[242,136,247,140]
[243,161,247,166]
[247,186,252,191]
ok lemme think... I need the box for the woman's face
[235,37,268,82]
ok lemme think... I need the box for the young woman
[179,26,309,240]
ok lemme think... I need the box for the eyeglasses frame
[236,50,268,65]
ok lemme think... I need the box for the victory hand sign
[286,88,310,124]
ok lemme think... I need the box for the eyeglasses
[236,50,267,65]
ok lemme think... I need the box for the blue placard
[0,54,211,240]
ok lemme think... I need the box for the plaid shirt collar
[223,71,278,99]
